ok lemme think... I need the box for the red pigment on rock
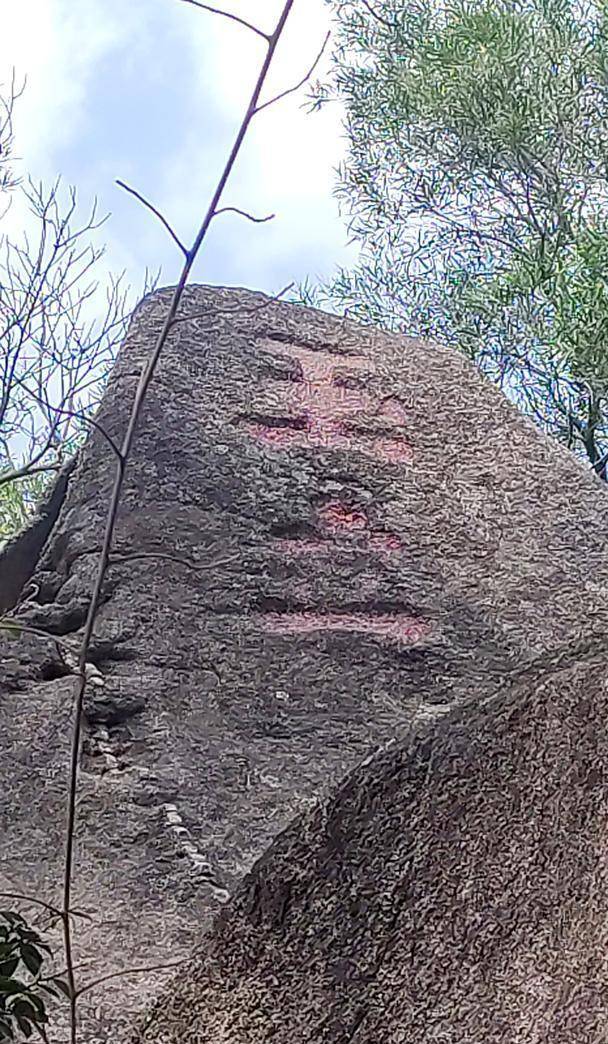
[243,422,303,447]
[261,612,430,643]
[318,501,402,551]
[274,502,403,554]
[369,533,403,552]
[371,436,413,463]
[318,503,369,531]
[249,341,413,462]
[378,397,409,425]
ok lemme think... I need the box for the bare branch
[76,959,186,999]
[213,205,275,224]
[591,450,608,479]
[0,893,62,918]
[0,170,131,500]
[176,0,269,41]
[359,0,397,29]
[255,31,331,114]
[170,281,295,326]
[0,617,79,655]
[0,893,94,924]
[0,460,61,485]
[61,7,297,1040]
[116,180,188,257]
[12,377,124,464]
[0,420,62,487]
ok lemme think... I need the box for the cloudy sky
[1,0,356,310]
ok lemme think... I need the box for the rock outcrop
[134,646,608,1043]
[1,285,608,1041]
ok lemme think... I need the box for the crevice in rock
[39,659,73,682]
[331,371,375,390]
[251,595,303,613]
[251,595,421,617]
[0,455,78,614]
[255,354,304,383]
[21,602,90,637]
[87,642,139,666]
[257,327,363,358]
[160,803,230,901]
[235,412,308,432]
[269,521,323,542]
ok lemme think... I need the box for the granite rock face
[136,649,608,1044]
[1,284,608,1041]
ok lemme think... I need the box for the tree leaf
[20,948,42,978]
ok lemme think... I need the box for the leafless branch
[0,421,62,487]
[76,959,186,998]
[359,0,396,29]
[116,180,189,257]
[255,30,330,114]
[61,6,297,1042]
[0,617,79,655]
[213,205,275,224]
[12,377,124,464]
[170,281,295,325]
[0,461,61,485]
[0,893,63,918]
[176,0,269,40]
[0,167,133,498]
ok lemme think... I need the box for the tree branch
[359,0,397,29]
[213,205,275,224]
[255,31,331,114]
[61,6,297,1041]
[76,959,186,999]
[116,180,188,257]
[176,0,269,40]
[170,281,295,325]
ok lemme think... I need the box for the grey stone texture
[1,285,608,1042]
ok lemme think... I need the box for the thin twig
[591,450,608,479]
[10,375,124,464]
[360,0,396,29]
[255,31,330,114]
[0,618,79,655]
[76,959,186,998]
[0,893,62,918]
[116,180,188,258]
[0,418,62,487]
[213,205,275,223]
[0,460,61,485]
[170,280,295,325]
[61,6,297,1042]
[176,0,269,40]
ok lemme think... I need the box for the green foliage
[0,474,51,548]
[0,912,67,1042]
[310,0,608,475]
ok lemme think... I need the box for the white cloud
[0,0,356,299]
[1,1,141,173]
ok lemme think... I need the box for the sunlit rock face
[2,285,608,1043]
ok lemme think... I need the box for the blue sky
[1,0,357,309]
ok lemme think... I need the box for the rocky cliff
[2,285,607,1041]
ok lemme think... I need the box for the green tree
[0,911,66,1042]
[306,0,608,478]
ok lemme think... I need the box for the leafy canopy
[308,0,608,475]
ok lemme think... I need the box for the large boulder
[134,646,608,1043]
[1,284,607,1040]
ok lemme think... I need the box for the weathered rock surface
[135,647,608,1043]
[1,284,608,1041]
